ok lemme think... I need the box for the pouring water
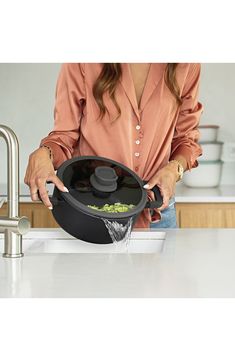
[102,217,133,252]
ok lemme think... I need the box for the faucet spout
[0,124,30,258]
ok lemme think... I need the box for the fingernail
[143,184,150,189]
[48,206,53,210]
[63,187,69,192]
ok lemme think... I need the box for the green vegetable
[87,202,135,213]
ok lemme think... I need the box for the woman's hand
[143,162,179,211]
[24,147,68,209]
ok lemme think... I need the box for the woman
[24,63,203,228]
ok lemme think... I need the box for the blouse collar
[119,63,167,119]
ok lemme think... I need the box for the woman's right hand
[24,147,68,209]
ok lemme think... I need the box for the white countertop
[1,183,235,203]
[175,183,235,203]
[1,228,235,297]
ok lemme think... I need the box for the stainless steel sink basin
[0,229,166,254]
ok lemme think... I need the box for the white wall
[200,63,235,139]
[199,64,235,183]
[0,63,235,194]
[0,64,61,193]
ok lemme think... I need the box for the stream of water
[102,217,133,252]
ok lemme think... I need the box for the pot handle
[143,181,163,209]
[36,181,64,207]
[36,190,62,207]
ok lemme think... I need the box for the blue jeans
[150,197,178,229]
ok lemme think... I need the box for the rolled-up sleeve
[170,63,203,170]
[40,63,85,169]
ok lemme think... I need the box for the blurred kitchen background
[1,63,235,228]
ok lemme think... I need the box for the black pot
[49,156,163,244]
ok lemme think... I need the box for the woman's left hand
[144,162,179,211]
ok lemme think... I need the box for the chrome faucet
[0,124,30,258]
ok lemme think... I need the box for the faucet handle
[0,198,7,208]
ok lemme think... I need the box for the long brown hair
[92,63,182,122]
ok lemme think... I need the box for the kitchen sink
[0,229,165,254]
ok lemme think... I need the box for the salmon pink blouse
[40,63,203,228]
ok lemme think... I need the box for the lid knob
[90,166,118,194]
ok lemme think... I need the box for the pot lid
[56,156,147,219]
